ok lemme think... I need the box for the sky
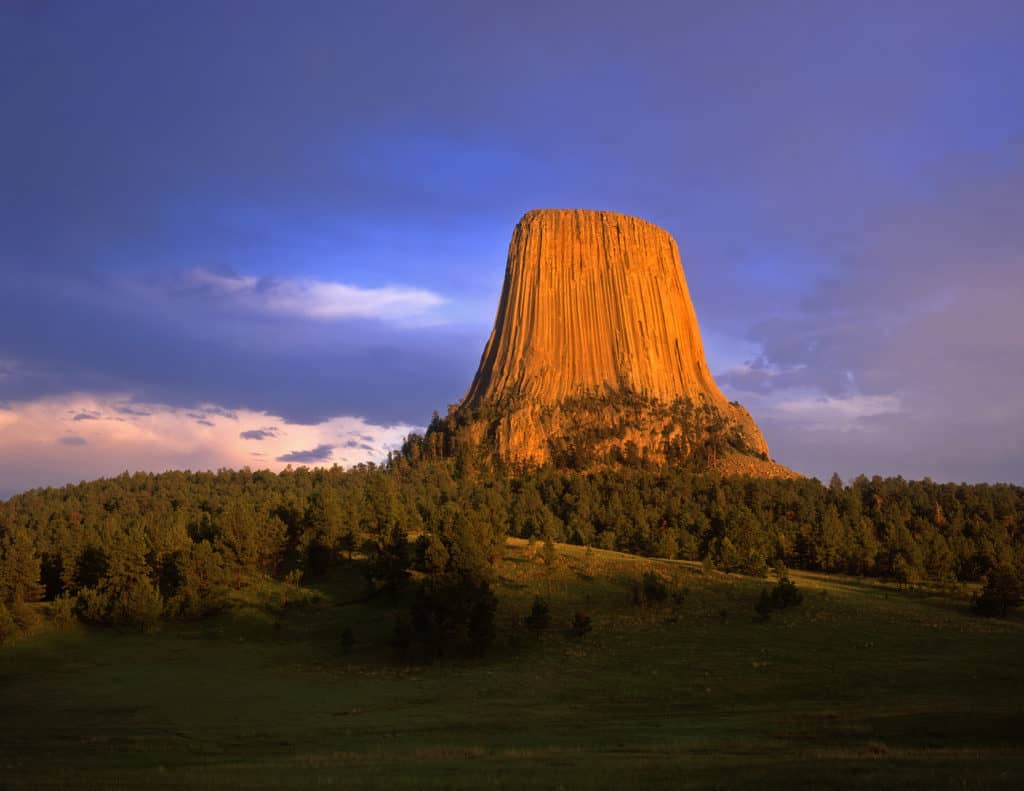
[1,0,1022,497]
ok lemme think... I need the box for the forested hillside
[2,438,1022,640]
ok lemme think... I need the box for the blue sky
[1,1,1022,496]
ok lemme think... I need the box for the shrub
[542,537,558,568]
[754,575,804,620]
[672,586,689,607]
[770,576,804,609]
[76,587,110,623]
[0,603,17,646]
[468,587,498,655]
[570,611,592,638]
[166,585,227,620]
[10,598,39,631]
[118,579,164,630]
[405,573,498,659]
[974,566,1023,617]
[754,590,775,620]
[51,594,77,630]
[366,526,412,598]
[77,579,164,629]
[632,571,669,607]
[525,596,551,633]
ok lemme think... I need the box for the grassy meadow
[2,539,1023,789]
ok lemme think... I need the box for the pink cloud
[0,394,420,497]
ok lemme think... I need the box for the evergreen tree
[0,527,44,605]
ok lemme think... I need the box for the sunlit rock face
[444,209,792,476]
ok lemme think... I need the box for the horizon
[2,2,1023,498]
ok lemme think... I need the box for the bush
[974,566,1023,617]
[525,596,551,633]
[0,602,17,646]
[632,571,669,607]
[542,537,558,569]
[754,590,775,620]
[75,587,109,623]
[77,579,164,629]
[468,587,498,655]
[366,526,411,598]
[51,594,77,630]
[754,575,804,620]
[119,579,164,629]
[570,611,592,638]
[770,577,804,609]
[166,585,227,620]
[340,625,355,654]
[405,573,498,659]
[10,598,40,631]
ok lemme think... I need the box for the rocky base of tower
[424,390,798,478]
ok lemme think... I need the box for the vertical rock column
[464,209,730,410]
[452,208,772,466]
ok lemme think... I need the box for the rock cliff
[435,209,793,476]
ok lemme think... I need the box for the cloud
[240,428,278,440]
[73,411,101,421]
[0,394,420,499]
[0,269,480,428]
[772,394,901,431]
[196,405,239,420]
[712,142,1024,484]
[4,0,1023,493]
[114,404,152,417]
[717,361,814,396]
[276,444,334,463]
[186,269,446,324]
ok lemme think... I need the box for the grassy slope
[2,539,1023,789]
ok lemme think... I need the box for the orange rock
[445,209,790,475]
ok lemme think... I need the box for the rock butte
[447,208,795,477]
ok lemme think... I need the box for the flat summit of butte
[430,208,796,478]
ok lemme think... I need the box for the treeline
[1,456,1023,637]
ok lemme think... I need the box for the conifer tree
[0,526,44,604]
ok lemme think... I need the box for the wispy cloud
[277,444,334,463]
[240,428,278,440]
[773,394,902,431]
[113,403,153,417]
[187,269,446,324]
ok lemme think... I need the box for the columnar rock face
[465,209,729,411]
[442,208,789,475]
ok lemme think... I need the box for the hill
[2,539,1023,789]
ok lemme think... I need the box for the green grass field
[2,539,1023,789]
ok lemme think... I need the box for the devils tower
[431,209,792,476]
